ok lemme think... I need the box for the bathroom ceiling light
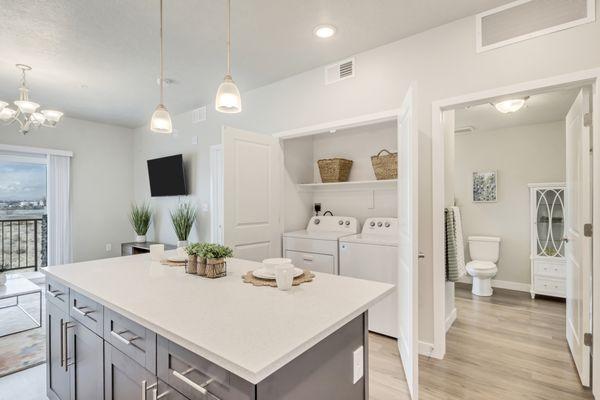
[313,24,336,39]
[493,97,528,114]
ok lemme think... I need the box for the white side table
[0,278,42,337]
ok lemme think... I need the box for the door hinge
[583,112,592,128]
[584,223,593,237]
[584,332,593,347]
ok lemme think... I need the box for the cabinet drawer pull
[47,289,63,298]
[172,369,215,396]
[72,305,93,317]
[110,330,139,345]
[302,255,313,262]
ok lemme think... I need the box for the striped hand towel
[445,208,459,282]
[452,206,466,279]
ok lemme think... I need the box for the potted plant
[184,243,201,274]
[129,202,152,243]
[170,202,197,247]
[201,243,233,278]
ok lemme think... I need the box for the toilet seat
[466,260,497,273]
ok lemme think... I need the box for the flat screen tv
[147,154,187,197]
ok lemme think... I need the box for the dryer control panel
[361,218,398,234]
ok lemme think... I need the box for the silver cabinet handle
[172,369,214,395]
[302,255,313,261]
[47,289,63,298]
[111,330,139,346]
[72,305,93,317]
[142,380,147,400]
[62,321,75,371]
[60,320,65,367]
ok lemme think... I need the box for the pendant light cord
[227,0,231,75]
[159,0,165,104]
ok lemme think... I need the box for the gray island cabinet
[44,255,393,400]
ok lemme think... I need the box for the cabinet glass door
[536,188,565,257]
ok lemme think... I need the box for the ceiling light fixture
[493,97,529,114]
[150,0,173,133]
[215,0,242,114]
[313,24,337,39]
[0,64,63,134]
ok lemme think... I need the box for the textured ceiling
[455,89,580,133]
[0,0,514,128]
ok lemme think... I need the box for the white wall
[133,7,600,345]
[0,117,134,261]
[455,121,566,284]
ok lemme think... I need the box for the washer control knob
[338,220,344,225]
[314,218,320,225]
[384,222,390,228]
[377,222,383,227]
[370,221,376,227]
[345,220,350,226]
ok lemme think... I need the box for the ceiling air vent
[476,0,595,52]
[192,106,206,123]
[325,57,355,85]
[455,126,475,135]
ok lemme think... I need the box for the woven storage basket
[371,149,397,180]
[317,158,353,183]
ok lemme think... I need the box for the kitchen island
[43,254,394,400]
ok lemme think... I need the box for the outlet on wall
[105,243,112,252]
[353,346,364,384]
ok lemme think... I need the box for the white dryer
[339,217,398,338]
[283,216,358,274]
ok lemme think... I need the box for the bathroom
[441,85,591,366]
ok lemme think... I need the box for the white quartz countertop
[43,254,393,384]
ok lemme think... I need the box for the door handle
[562,237,569,243]
[418,252,425,259]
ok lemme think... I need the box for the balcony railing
[0,216,46,272]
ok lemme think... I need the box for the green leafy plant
[170,202,197,241]
[200,243,233,260]
[185,242,201,256]
[129,202,152,235]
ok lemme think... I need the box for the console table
[121,242,177,256]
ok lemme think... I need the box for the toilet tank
[468,236,501,263]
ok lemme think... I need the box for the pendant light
[150,0,173,133]
[215,0,242,113]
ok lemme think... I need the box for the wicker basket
[317,158,353,183]
[197,257,207,276]
[371,149,397,180]
[186,255,198,274]
[205,258,227,279]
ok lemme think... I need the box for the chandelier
[0,64,64,134]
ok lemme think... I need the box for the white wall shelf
[297,179,397,192]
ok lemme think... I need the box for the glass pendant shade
[0,107,17,121]
[150,104,173,133]
[494,98,526,114]
[30,112,46,124]
[14,100,40,114]
[215,75,242,113]
[42,109,64,123]
[0,101,7,111]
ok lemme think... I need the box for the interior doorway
[431,69,600,397]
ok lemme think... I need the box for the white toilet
[465,236,501,296]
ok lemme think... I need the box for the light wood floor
[369,283,594,400]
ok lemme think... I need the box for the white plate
[167,255,187,263]
[252,267,304,280]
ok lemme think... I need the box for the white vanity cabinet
[529,183,566,299]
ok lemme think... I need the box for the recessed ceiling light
[313,24,336,39]
[493,97,529,114]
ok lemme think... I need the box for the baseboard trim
[458,276,530,293]
[418,341,434,357]
[445,308,457,332]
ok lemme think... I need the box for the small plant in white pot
[170,202,197,248]
[129,202,152,243]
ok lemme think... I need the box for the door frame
[209,144,224,244]
[431,68,600,377]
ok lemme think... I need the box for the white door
[565,88,592,387]
[222,126,282,261]
[397,84,419,399]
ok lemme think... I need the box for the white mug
[275,264,295,291]
[263,258,292,274]
[150,244,165,261]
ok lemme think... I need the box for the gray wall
[455,121,566,284]
[0,117,134,261]
[133,9,600,344]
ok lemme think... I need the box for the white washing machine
[339,217,398,338]
[283,216,358,274]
